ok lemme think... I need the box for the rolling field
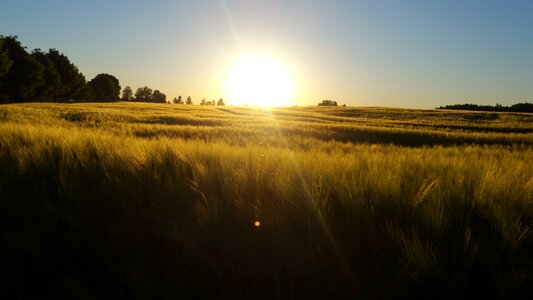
[1,102,533,299]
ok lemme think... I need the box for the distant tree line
[0,35,126,102]
[0,36,87,102]
[318,100,338,106]
[166,96,225,106]
[437,103,533,113]
[199,98,225,106]
[0,35,195,104]
[121,86,167,103]
[318,100,346,106]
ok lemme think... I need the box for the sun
[225,54,293,107]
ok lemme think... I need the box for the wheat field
[1,102,532,298]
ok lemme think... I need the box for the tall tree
[152,90,166,103]
[135,86,153,102]
[186,96,192,104]
[217,98,225,106]
[47,49,85,99]
[31,49,61,99]
[0,37,13,79]
[0,36,44,101]
[200,98,206,105]
[121,86,133,101]
[81,73,120,101]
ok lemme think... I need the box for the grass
[0,102,532,299]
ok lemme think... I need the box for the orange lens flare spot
[254,221,261,227]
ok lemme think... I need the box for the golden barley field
[1,102,532,299]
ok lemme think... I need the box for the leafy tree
[173,96,184,104]
[31,49,61,99]
[121,86,133,101]
[0,36,44,101]
[318,100,338,106]
[135,86,153,102]
[46,49,85,99]
[152,90,166,103]
[186,96,192,105]
[200,98,206,105]
[217,98,225,106]
[0,37,13,79]
[80,73,120,101]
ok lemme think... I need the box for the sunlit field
[1,102,532,298]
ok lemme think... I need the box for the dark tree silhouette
[78,73,120,101]
[152,90,166,103]
[173,96,184,104]
[201,98,206,105]
[0,36,44,101]
[121,86,133,101]
[186,96,192,104]
[217,98,225,106]
[46,49,85,99]
[318,100,338,106]
[0,37,13,79]
[131,86,168,103]
[437,103,533,113]
[510,103,533,112]
[135,86,153,102]
[31,49,61,99]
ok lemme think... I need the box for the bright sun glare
[226,54,293,107]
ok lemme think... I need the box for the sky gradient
[1,0,532,107]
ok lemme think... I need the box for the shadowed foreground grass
[0,103,532,299]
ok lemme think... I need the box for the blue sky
[1,0,532,107]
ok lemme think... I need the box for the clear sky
[1,0,532,107]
